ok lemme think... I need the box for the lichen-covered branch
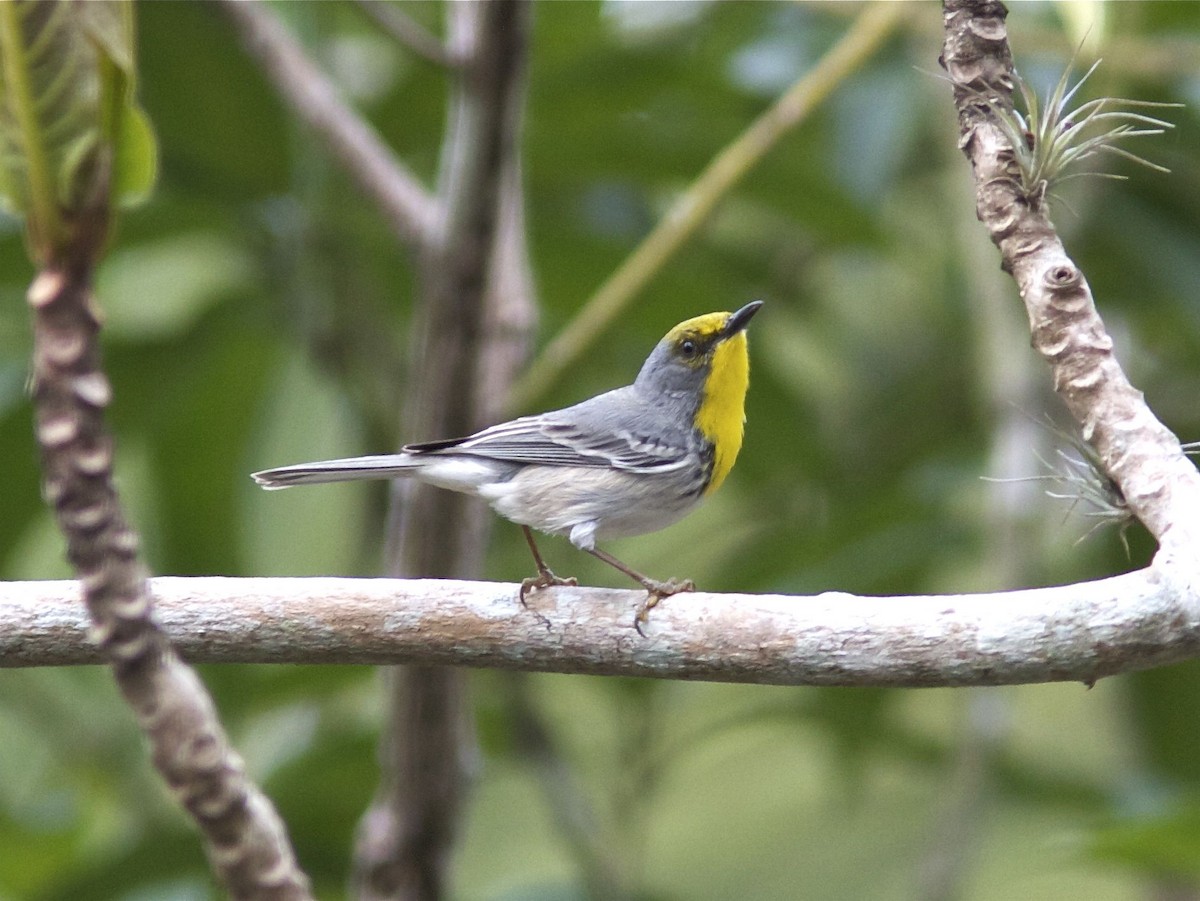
[5,571,1199,687]
[27,264,312,899]
[940,0,1200,569]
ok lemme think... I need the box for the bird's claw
[519,569,577,631]
[633,578,695,637]
[519,569,578,605]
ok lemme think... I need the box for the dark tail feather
[252,454,417,489]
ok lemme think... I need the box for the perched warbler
[253,300,762,632]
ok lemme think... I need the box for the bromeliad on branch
[970,58,1180,206]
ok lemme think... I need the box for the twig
[351,0,456,68]
[4,570,1199,686]
[506,0,904,413]
[941,1,1200,568]
[218,0,441,248]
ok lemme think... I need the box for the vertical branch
[28,254,312,898]
[352,3,534,900]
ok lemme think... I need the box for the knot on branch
[981,190,1024,239]
[59,497,115,532]
[966,13,1008,44]
[27,269,66,308]
[1044,263,1083,293]
[36,412,80,448]
[71,371,113,408]
[74,435,116,476]
[37,328,88,368]
[940,0,1013,98]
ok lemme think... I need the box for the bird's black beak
[723,300,763,338]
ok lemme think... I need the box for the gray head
[633,301,763,404]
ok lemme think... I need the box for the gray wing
[405,389,692,473]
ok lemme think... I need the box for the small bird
[253,301,762,632]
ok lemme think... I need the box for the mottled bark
[940,0,1200,564]
[27,259,311,899]
[6,571,1200,688]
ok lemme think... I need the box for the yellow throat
[696,325,750,494]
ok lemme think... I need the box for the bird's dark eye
[680,339,698,358]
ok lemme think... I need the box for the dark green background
[2,2,1199,898]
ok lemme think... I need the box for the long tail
[252,454,419,489]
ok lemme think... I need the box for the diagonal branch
[5,570,1200,687]
[218,0,441,248]
[4,5,312,895]
[351,0,457,69]
[940,0,1200,570]
[26,263,312,899]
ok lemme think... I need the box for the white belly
[478,465,702,549]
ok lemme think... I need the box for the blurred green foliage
[2,2,1200,899]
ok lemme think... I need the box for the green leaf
[80,0,156,208]
[112,99,155,207]
[0,0,156,260]
[0,0,81,252]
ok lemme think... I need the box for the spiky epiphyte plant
[981,59,1180,205]
[1038,440,1132,544]
[984,414,1135,553]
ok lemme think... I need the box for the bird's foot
[633,578,695,637]
[519,568,578,604]
[519,568,578,631]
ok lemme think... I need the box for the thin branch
[351,0,456,69]
[914,691,1004,900]
[218,0,441,248]
[940,0,1200,564]
[5,570,1199,686]
[505,0,904,413]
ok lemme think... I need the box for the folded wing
[405,413,690,473]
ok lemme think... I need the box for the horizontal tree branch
[4,570,1198,686]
